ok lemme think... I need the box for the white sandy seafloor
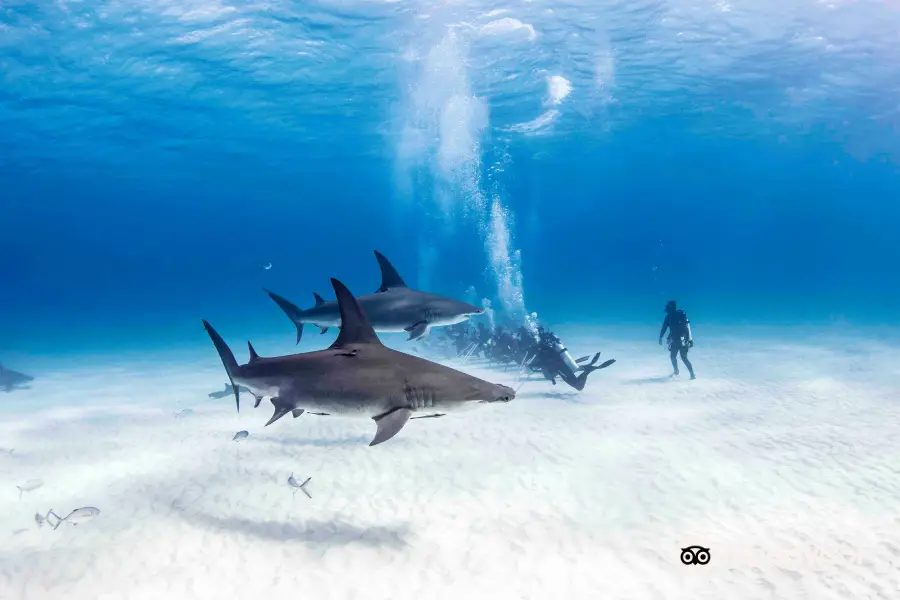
[1,326,899,600]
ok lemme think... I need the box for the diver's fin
[248,342,260,362]
[291,409,304,418]
[202,320,241,413]
[313,292,326,307]
[571,359,617,391]
[264,289,306,344]
[328,278,382,349]
[253,394,264,408]
[576,352,602,371]
[265,399,292,426]
[404,321,429,341]
[370,407,411,446]
[319,326,329,335]
[575,355,591,364]
[373,250,408,292]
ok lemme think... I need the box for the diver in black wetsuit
[658,300,696,379]
[528,327,616,390]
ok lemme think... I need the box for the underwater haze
[2,1,900,599]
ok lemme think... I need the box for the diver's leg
[558,359,617,391]
[669,348,680,376]
[680,347,696,379]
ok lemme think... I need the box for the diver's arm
[658,316,669,344]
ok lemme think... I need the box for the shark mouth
[480,396,513,404]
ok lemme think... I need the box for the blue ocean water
[2,0,899,356]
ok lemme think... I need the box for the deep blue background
[2,0,899,355]
[3,122,897,355]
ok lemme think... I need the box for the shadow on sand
[1,385,32,393]
[257,435,371,448]
[184,512,410,548]
[621,376,672,385]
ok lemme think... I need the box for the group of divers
[196,250,698,447]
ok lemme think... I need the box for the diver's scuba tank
[550,338,580,373]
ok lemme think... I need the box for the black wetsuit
[659,309,695,378]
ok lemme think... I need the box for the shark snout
[480,383,515,404]
[495,384,515,403]
[462,301,485,316]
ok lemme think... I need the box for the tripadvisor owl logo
[680,546,710,565]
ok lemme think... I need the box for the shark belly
[291,393,394,418]
[308,316,342,328]
[235,377,281,400]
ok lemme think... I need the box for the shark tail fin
[265,289,305,344]
[300,476,312,499]
[201,320,242,413]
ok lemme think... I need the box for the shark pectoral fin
[291,409,304,418]
[253,394,264,408]
[265,399,292,426]
[319,327,329,335]
[370,407,412,446]
[404,321,429,341]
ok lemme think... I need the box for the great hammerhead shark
[265,250,484,342]
[202,278,515,446]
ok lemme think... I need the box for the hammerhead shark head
[202,278,515,446]
[0,363,33,392]
[265,250,484,342]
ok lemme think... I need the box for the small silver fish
[287,473,312,499]
[175,409,194,418]
[16,479,43,499]
[232,430,249,441]
[35,507,100,530]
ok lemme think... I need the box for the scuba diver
[658,300,696,379]
[526,326,616,391]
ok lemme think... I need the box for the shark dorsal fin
[248,342,260,362]
[328,278,383,348]
[374,250,408,293]
[313,292,326,307]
